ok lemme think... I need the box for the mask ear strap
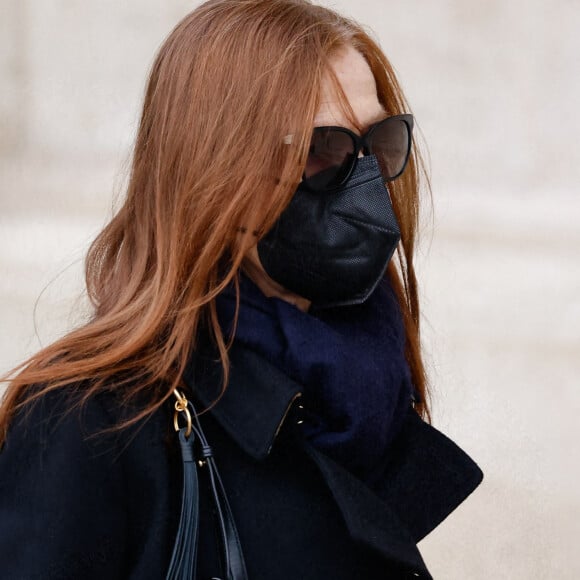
[166,389,249,580]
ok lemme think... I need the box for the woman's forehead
[313,46,385,130]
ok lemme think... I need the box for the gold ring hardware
[173,388,192,438]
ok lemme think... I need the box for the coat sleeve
[0,389,128,580]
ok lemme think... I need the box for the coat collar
[182,341,303,461]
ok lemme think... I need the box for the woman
[0,1,483,578]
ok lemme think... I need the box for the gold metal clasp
[173,388,192,438]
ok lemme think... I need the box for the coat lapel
[299,406,483,577]
[302,439,432,577]
[369,406,484,543]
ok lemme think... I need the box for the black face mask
[257,155,401,309]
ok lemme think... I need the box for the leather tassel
[195,430,249,580]
[166,427,200,580]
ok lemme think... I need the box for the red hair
[0,0,431,445]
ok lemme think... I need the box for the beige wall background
[1,1,579,578]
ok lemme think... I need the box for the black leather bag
[166,389,248,580]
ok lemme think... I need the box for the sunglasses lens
[368,117,411,180]
[303,128,355,191]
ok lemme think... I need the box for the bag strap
[166,389,249,580]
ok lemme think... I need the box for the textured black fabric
[0,347,484,579]
[258,154,401,308]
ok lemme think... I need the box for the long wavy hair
[0,0,432,445]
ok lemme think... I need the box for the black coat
[0,342,483,579]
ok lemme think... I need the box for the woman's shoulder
[1,381,175,471]
[0,382,179,579]
[3,384,113,452]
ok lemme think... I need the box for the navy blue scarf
[215,274,415,486]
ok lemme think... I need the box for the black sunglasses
[302,113,414,192]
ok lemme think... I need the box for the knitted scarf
[215,274,414,486]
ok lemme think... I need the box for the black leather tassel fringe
[166,427,200,580]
